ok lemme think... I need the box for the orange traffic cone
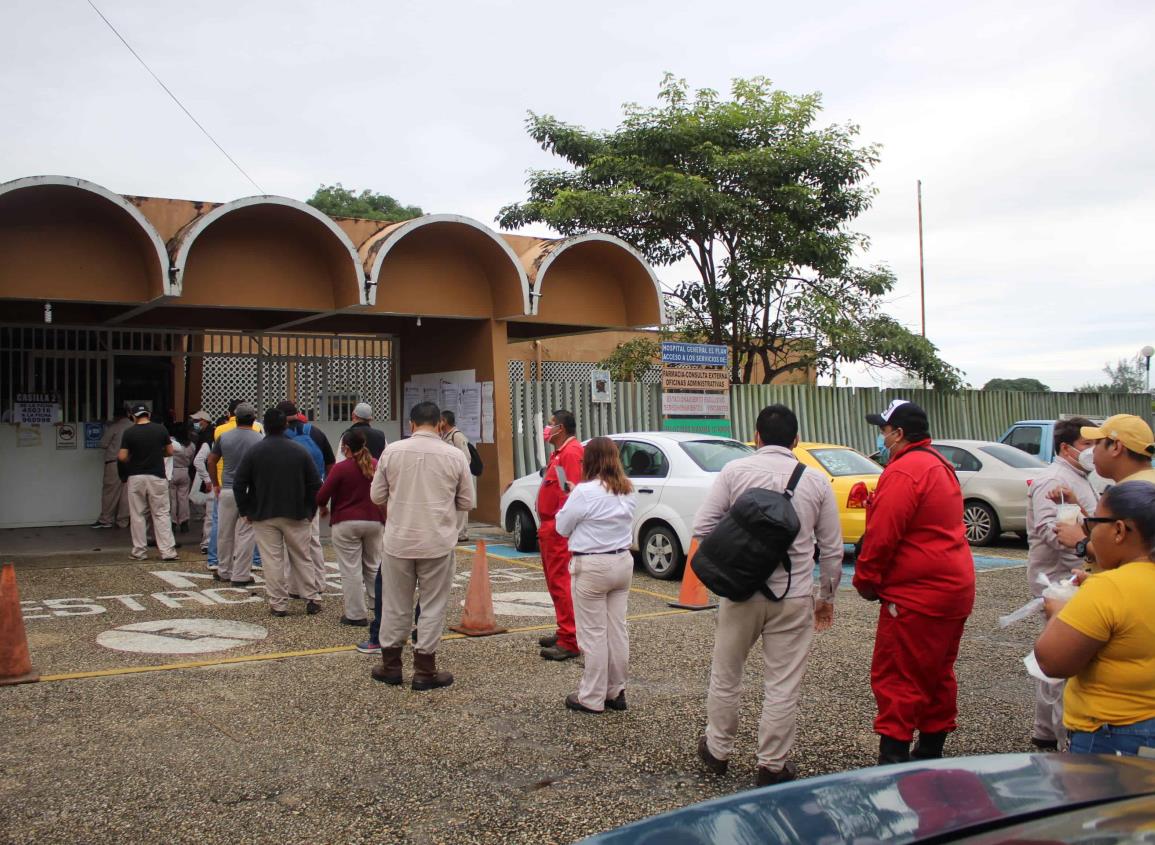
[0,563,39,686]
[450,540,509,637]
[668,538,718,610]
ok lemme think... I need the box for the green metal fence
[512,381,1152,474]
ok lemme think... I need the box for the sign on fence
[661,366,730,392]
[662,393,730,416]
[660,342,728,367]
[662,418,733,437]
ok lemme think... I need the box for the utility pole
[917,180,926,338]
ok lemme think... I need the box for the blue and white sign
[661,342,728,367]
[84,422,104,449]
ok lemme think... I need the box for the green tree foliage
[982,377,1051,392]
[498,75,964,390]
[306,183,422,223]
[597,337,661,382]
[1075,358,1147,394]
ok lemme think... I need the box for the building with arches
[0,175,664,528]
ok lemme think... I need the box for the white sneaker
[130,551,148,561]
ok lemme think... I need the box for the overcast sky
[2,0,1152,390]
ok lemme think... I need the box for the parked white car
[499,432,753,579]
[932,440,1048,546]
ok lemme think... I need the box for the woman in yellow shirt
[1035,481,1155,755]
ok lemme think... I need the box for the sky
[2,0,1153,391]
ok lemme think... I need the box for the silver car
[932,440,1048,546]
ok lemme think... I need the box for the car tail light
[847,482,869,509]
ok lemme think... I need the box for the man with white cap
[344,402,387,459]
[856,399,974,765]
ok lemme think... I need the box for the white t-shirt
[555,479,636,553]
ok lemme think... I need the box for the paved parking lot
[2,537,1039,845]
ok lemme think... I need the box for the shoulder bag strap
[761,460,805,601]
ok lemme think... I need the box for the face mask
[1078,447,1096,474]
[877,430,898,465]
[542,425,554,445]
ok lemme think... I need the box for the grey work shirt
[693,444,844,602]
[370,430,474,559]
[1026,457,1097,596]
[212,426,264,490]
[100,417,132,462]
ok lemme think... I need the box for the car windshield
[807,447,882,477]
[979,444,1048,469]
[679,439,753,472]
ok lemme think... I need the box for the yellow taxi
[792,441,881,545]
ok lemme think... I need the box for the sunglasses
[1082,516,1130,537]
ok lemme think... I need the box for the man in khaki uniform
[118,404,177,561]
[439,409,474,543]
[92,407,132,529]
[370,401,474,690]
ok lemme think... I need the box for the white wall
[0,424,105,528]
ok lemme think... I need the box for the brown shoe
[755,761,797,788]
[411,650,453,691]
[540,645,580,661]
[538,633,559,648]
[697,736,728,775]
[370,646,403,686]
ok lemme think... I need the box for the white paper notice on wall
[458,383,482,442]
[402,384,421,428]
[481,382,495,444]
[440,383,461,418]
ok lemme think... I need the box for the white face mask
[1077,447,1096,474]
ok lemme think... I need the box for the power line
[85,0,265,194]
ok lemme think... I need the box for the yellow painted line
[479,548,682,603]
[35,607,699,684]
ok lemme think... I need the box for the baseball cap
[189,410,212,423]
[1081,414,1155,456]
[130,404,150,418]
[866,399,929,435]
[353,402,374,420]
[233,402,258,420]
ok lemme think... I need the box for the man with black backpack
[856,399,974,765]
[692,404,843,788]
[439,410,480,543]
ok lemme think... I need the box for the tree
[597,337,660,382]
[982,378,1050,392]
[1075,358,1146,394]
[306,183,422,223]
[498,75,964,390]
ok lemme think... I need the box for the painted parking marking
[96,619,268,654]
[487,591,556,617]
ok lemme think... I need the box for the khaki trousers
[704,594,814,770]
[457,477,474,540]
[1034,679,1067,746]
[289,512,329,596]
[330,520,382,621]
[169,473,191,525]
[252,517,317,611]
[215,489,257,582]
[99,461,129,527]
[571,551,632,711]
[127,476,176,558]
[201,491,214,548]
[379,551,455,652]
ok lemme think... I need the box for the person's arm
[1035,577,1113,677]
[1029,477,1069,552]
[370,454,390,506]
[853,468,919,600]
[316,464,338,510]
[311,427,335,475]
[813,480,844,631]
[555,484,588,538]
[232,453,253,517]
[692,466,734,539]
[454,453,474,512]
[303,455,322,519]
[207,444,222,496]
[118,447,129,463]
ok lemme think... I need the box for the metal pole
[917,180,926,338]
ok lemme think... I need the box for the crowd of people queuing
[99,391,1155,776]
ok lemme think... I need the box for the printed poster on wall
[401,384,421,427]
[458,383,482,443]
[84,422,104,449]
[56,423,78,450]
[481,381,495,444]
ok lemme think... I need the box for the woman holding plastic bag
[1034,481,1155,756]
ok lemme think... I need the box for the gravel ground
[0,548,1043,845]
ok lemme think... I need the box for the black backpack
[692,462,806,602]
[466,441,483,477]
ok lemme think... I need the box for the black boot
[878,735,911,765]
[912,731,947,760]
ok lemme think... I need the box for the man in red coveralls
[856,399,975,764]
[536,409,585,661]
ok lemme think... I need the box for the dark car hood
[577,754,1155,845]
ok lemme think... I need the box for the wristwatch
[1074,538,1089,558]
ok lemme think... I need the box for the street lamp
[1142,345,1154,394]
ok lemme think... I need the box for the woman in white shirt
[555,436,637,714]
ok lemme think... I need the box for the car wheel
[509,505,538,553]
[963,501,999,546]
[640,524,684,580]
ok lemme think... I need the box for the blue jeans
[1070,716,1155,756]
[208,496,262,567]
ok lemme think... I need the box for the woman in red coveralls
[856,400,975,764]
[536,410,585,661]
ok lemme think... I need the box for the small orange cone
[669,538,717,610]
[450,540,509,637]
[0,563,39,686]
